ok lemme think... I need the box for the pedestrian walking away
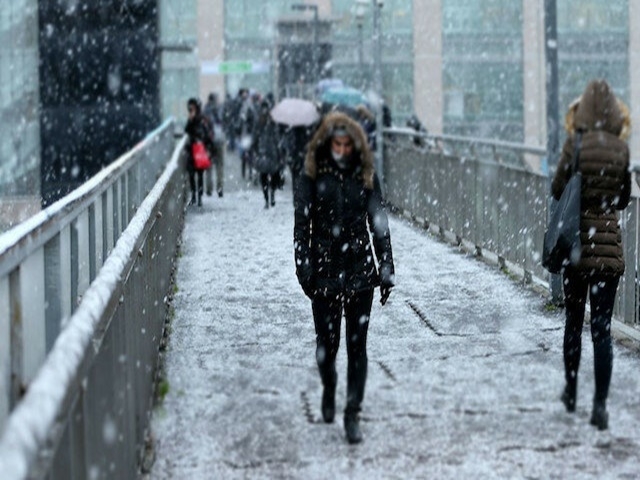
[294,111,395,444]
[551,79,631,430]
[253,99,284,208]
[184,98,215,207]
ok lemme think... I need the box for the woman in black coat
[294,112,395,444]
[184,98,215,206]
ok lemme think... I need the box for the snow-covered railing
[0,119,185,478]
[383,128,639,329]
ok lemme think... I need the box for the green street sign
[218,61,253,74]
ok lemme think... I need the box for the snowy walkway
[150,153,640,479]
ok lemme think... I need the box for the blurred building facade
[0,1,199,232]
[200,0,638,157]
[0,1,41,230]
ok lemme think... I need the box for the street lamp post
[544,0,562,303]
[354,4,365,90]
[291,3,319,85]
[372,0,384,192]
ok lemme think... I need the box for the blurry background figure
[222,92,237,150]
[184,98,215,206]
[270,97,320,203]
[355,104,376,151]
[253,100,284,208]
[281,125,315,204]
[406,114,428,148]
[203,92,225,197]
[238,89,257,180]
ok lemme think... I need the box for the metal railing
[0,119,186,478]
[383,128,640,328]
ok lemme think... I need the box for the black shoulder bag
[542,133,582,274]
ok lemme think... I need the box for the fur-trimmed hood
[304,111,375,189]
[564,79,631,140]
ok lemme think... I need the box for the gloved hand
[380,284,392,305]
[379,266,394,306]
[302,282,315,300]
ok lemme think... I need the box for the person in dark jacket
[294,111,395,444]
[551,79,631,430]
[185,98,215,206]
[281,124,315,204]
[203,92,224,197]
[253,100,283,208]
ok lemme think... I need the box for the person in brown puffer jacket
[551,79,631,430]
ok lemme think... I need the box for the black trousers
[312,289,373,414]
[260,173,278,206]
[188,168,204,201]
[562,268,619,403]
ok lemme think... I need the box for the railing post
[0,277,9,429]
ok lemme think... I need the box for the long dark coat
[184,114,215,171]
[253,114,282,175]
[294,112,394,297]
[551,80,631,276]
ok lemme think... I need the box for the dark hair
[187,97,201,114]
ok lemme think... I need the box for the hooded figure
[294,112,395,444]
[551,79,631,430]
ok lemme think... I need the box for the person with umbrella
[270,98,320,200]
[293,111,395,444]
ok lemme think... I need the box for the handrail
[384,126,547,156]
[0,118,174,277]
[0,119,176,440]
[0,128,186,478]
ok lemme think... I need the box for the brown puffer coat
[551,79,631,276]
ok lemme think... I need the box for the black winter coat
[184,114,215,170]
[294,112,394,297]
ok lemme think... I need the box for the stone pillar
[413,0,443,134]
[630,0,640,162]
[522,0,546,149]
[198,0,225,100]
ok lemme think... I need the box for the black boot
[561,382,576,413]
[321,371,337,423]
[344,410,362,444]
[344,359,367,444]
[590,399,608,430]
[189,193,196,206]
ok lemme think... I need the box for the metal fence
[0,119,186,478]
[383,128,640,328]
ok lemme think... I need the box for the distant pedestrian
[238,89,257,180]
[203,92,225,197]
[253,100,283,208]
[294,111,395,444]
[552,79,631,430]
[281,124,315,203]
[185,98,215,206]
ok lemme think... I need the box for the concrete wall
[522,0,546,149]
[413,0,443,134]
[198,0,225,100]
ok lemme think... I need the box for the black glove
[302,282,315,300]
[299,273,315,300]
[380,284,392,305]
[379,266,394,306]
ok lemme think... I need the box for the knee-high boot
[344,358,367,444]
[591,334,612,430]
